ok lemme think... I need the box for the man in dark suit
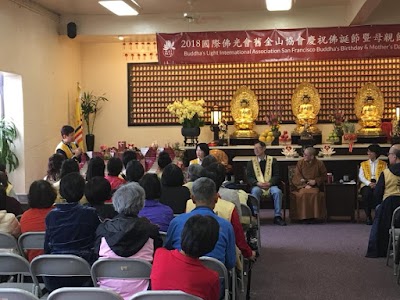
[247,141,286,226]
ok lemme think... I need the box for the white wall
[0,0,81,192]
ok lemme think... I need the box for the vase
[85,134,95,151]
[181,127,200,146]
[333,134,343,145]
[271,131,281,146]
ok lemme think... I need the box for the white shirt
[358,159,383,186]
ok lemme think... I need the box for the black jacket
[94,213,162,258]
[246,156,280,187]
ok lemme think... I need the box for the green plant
[0,119,19,172]
[80,91,108,135]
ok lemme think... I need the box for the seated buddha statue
[360,96,381,129]
[297,95,317,126]
[235,99,254,131]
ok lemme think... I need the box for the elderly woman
[94,182,162,300]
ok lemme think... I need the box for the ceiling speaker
[67,22,77,39]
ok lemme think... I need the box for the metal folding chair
[130,290,202,300]
[17,232,45,260]
[0,232,19,253]
[48,287,123,300]
[0,288,39,300]
[386,206,400,275]
[0,253,40,296]
[200,256,232,300]
[30,254,92,297]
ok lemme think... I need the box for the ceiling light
[118,36,124,40]
[266,0,292,11]
[99,0,140,16]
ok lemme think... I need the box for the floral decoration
[281,145,297,157]
[265,112,281,132]
[330,110,345,136]
[319,145,336,157]
[167,99,205,128]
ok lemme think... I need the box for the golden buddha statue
[292,83,321,134]
[360,96,381,128]
[231,86,259,138]
[297,95,317,126]
[236,99,254,130]
[355,83,384,136]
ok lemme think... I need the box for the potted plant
[167,99,204,145]
[80,91,108,151]
[0,118,19,172]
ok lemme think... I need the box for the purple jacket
[138,199,174,232]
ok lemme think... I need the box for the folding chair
[30,254,92,297]
[247,195,261,251]
[47,287,123,300]
[239,204,254,293]
[0,232,19,253]
[159,231,167,245]
[200,256,231,300]
[130,290,202,299]
[0,288,39,300]
[0,253,41,296]
[91,257,152,298]
[17,232,45,260]
[386,206,400,275]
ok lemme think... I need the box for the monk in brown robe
[291,147,327,221]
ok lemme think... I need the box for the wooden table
[325,183,357,222]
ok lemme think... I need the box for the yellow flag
[74,82,84,150]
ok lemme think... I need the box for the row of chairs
[0,253,231,299]
[385,206,400,284]
[0,288,202,299]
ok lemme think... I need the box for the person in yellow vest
[247,141,286,226]
[55,125,82,162]
[366,144,400,258]
[189,143,209,165]
[358,144,387,225]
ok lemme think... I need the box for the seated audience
[43,154,65,184]
[44,172,100,291]
[189,143,209,166]
[94,182,162,300]
[85,156,105,181]
[0,172,23,216]
[183,164,204,193]
[291,147,327,222]
[201,154,218,168]
[138,174,173,232]
[358,144,387,225]
[151,215,220,300]
[0,186,20,238]
[105,157,126,192]
[122,150,137,177]
[165,177,236,270]
[160,163,191,214]
[366,144,400,258]
[157,151,172,179]
[186,164,255,261]
[84,176,117,221]
[20,180,56,261]
[52,158,80,203]
[125,160,145,182]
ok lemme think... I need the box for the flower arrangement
[167,99,205,128]
[265,113,281,132]
[281,145,297,157]
[330,110,345,136]
[319,145,336,157]
[343,121,357,141]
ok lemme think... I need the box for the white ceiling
[22,0,400,41]
[30,0,351,16]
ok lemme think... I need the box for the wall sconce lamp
[396,107,400,121]
[210,105,222,142]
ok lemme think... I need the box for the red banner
[157,25,400,64]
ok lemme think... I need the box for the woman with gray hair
[94,182,162,300]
